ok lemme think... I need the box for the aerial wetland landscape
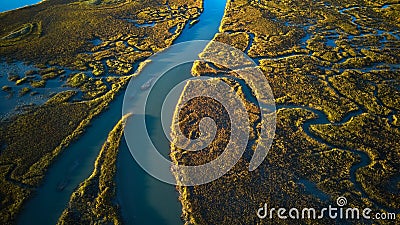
[0,0,399,224]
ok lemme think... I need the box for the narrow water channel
[17,0,227,224]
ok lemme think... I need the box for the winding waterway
[17,0,227,224]
[275,104,371,200]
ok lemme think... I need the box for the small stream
[276,104,370,197]
[274,104,400,214]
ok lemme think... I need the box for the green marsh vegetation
[173,0,400,224]
[310,113,400,209]
[0,0,203,224]
[0,0,202,67]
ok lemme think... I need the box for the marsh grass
[173,0,400,224]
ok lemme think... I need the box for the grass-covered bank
[57,113,131,225]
